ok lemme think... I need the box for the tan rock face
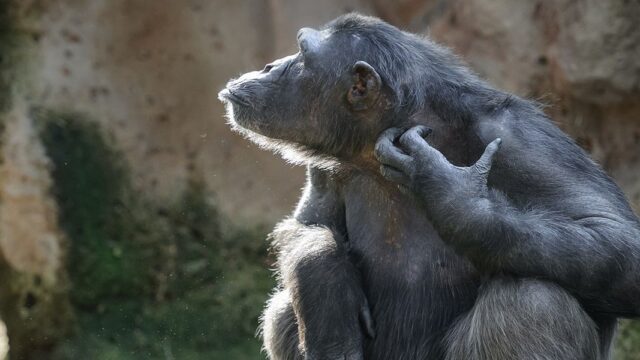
[0,104,62,279]
[1,0,639,358]
[0,319,7,360]
[32,0,639,222]
[553,0,640,104]
[13,0,640,284]
[0,103,72,360]
[425,0,640,211]
[34,0,372,224]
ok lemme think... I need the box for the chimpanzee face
[219,24,385,158]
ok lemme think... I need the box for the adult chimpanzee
[219,14,640,360]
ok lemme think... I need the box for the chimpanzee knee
[445,277,600,360]
[261,289,302,360]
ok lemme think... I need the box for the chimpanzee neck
[339,71,517,171]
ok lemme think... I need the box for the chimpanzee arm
[272,166,373,359]
[375,122,640,317]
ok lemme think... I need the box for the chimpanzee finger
[397,125,433,155]
[374,128,412,169]
[378,127,404,142]
[379,165,410,187]
[473,138,502,175]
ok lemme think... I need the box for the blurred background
[0,0,638,359]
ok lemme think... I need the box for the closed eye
[277,60,294,81]
[262,64,275,73]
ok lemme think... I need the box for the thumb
[473,138,502,175]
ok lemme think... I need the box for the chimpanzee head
[219,14,432,164]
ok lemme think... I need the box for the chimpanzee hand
[299,285,375,360]
[290,229,375,360]
[302,297,374,360]
[374,125,501,204]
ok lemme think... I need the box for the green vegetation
[37,110,274,359]
[615,320,640,360]
[0,0,17,112]
[26,109,640,359]
[0,0,34,114]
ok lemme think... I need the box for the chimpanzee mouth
[218,88,250,107]
[219,89,263,133]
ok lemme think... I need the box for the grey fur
[219,13,640,360]
[444,278,599,360]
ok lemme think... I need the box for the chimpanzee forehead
[294,28,361,71]
[307,33,366,74]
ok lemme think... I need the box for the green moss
[38,110,154,306]
[30,109,640,360]
[0,0,17,112]
[0,258,73,359]
[36,110,274,359]
[0,0,34,113]
[615,320,640,360]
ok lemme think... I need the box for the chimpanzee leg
[261,289,302,360]
[445,277,600,360]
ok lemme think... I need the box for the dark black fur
[219,14,640,360]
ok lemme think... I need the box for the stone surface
[0,103,62,278]
[0,103,72,360]
[29,0,640,221]
[0,319,6,360]
[1,0,639,358]
[34,0,372,224]
[423,0,640,211]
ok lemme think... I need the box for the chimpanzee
[218,13,640,360]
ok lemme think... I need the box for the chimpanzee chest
[343,175,480,358]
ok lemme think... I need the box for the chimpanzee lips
[218,88,250,107]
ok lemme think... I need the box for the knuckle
[474,162,490,175]
[383,127,398,136]
[389,127,403,137]
[398,133,409,146]
[381,128,400,142]
[373,141,385,158]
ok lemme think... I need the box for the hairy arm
[375,121,640,317]
[272,166,373,359]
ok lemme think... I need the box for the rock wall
[0,104,72,359]
[0,321,6,360]
[0,0,638,358]
[26,0,640,225]
[425,0,640,211]
[34,0,374,224]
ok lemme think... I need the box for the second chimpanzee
[219,14,640,360]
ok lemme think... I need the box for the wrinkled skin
[220,14,640,360]
[375,125,502,199]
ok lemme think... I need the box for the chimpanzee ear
[347,61,381,111]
